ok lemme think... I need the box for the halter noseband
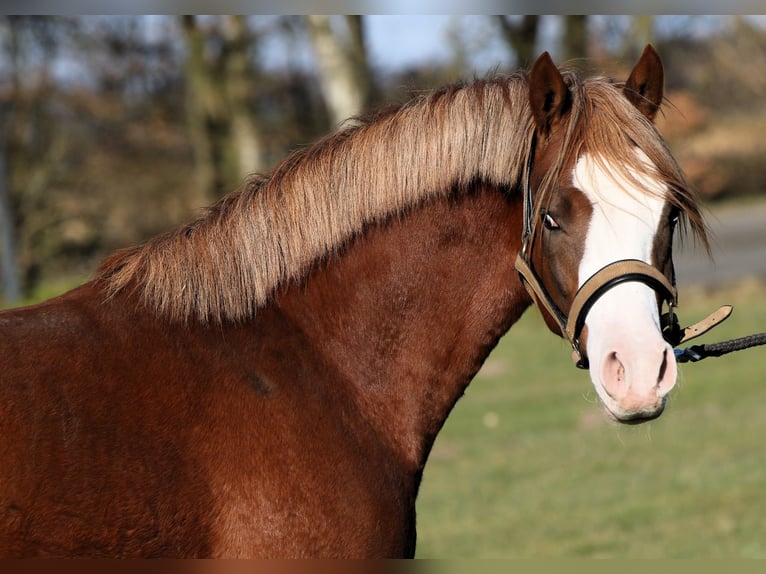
[516,254,677,369]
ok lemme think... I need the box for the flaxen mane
[98,70,706,324]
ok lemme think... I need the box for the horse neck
[274,183,530,471]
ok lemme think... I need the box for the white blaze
[573,151,676,420]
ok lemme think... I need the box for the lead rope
[665,304,766,363]
[675,332,766,363]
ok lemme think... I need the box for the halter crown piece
[514,134,766,369]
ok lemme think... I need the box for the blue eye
[542,212,561,231]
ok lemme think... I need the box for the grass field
[415,279,766,558]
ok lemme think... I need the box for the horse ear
[528,51,571,135]
[624,44,664,122]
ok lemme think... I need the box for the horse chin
[602,398,667,425]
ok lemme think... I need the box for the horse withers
[0,46,705,557]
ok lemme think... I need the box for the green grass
[0,276,88,310]
[415,280,766,558]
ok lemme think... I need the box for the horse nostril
[657,348,668,385]
[615,353,625,383]
[656,344,678,396]
[601,351,625,400]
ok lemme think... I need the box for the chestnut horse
[0,46,705,557]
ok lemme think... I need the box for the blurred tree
[223,16,264,183]
[563,15,588,61]
[181,15,265,201]
[618,16,655,61]
[305,15,372,127]
[2,14,765,304]
[0,16,78,298]
[494,16,540,67]
[1,16,198,297]
[0,107,19,303]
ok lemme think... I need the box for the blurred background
[1,15,766,304]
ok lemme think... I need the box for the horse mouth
[603,401,666,425]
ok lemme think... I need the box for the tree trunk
[0,109,20,305]
[306,15,371,128]
[180,15,224,203]
[222,15,264,182]
[625,16,654,60]
[495,15,540,67]
[345,15,371,102]
[180,16,265,201]
[563,15,588,61]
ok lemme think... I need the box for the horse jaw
[574,152,677,423]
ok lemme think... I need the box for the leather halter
[514,133,678,369]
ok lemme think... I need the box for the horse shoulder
[0,283,218,557]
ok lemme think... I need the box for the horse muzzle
[591,331,677,423]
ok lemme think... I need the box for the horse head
[519,46,701,423]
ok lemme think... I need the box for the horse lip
[603,401,666,425]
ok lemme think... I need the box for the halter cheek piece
[514,134,741,369]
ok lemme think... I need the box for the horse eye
[667,211,680,233]
[542,212,561,231]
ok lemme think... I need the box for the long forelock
[536,74,708,252]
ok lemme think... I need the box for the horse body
[0,47,707,557]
